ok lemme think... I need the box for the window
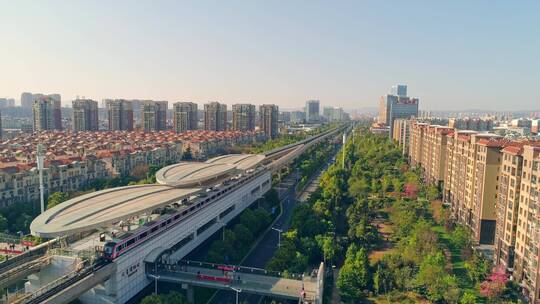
[197,218,217,235]
[170,233,194,252]
[251,186,260,195]
[219,205,235,219]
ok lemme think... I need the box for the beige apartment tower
[173,102,198,133]
[409,122,427,168]
[423,125,453,187]
[392,119,411,154]
[33,96,62,131]
[513,145,540,303]
[142,101,168,132]
[494,143,532,270]
[72,99,99,131]
[404,120,540,302]
[107,99,133,131]
[232,104,256,131]
[259,104,279,139]
[204,102,227,131]
[472,137,507,244]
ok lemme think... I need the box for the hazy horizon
[1,1,539,111]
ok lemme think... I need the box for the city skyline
[1,1,540,111]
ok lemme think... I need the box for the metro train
[102,170,265,260]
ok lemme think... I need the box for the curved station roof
[205,154,265,170]
[156,154,265,187]
[155,162,236,187]
[30,154,265,238]
[30,184,201,238]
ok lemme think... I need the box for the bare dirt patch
[430,199,444,224]
[369,212,396,264]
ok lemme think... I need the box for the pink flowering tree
[480,266,508,299]
[403,183,419,199]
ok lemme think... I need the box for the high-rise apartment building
[441,130,479,220]
[259,104,279,139]
[379,85,419,137]
[279,111,291,123]
[291,111,306,124]
[232,104,256,131]
[409,122,453,186]
[21,92,34,108]
[173,102,198,133]
[204,102,227,131]
[305,100,320,123]
[410,120,502,244]
[472,137,508,244]
[47,94,62,129]
[532,120,540,134]
[33,96,62,131]
[405,120,540,302]
[494,142,530,270]
[513,146,540,302]
[423,125,453,187]
[390,84,407,97]
[107,99,134,131]
[409,122,427,168]
[72,99,99,131]
[142,100,168,132]
[448,117,494,131]
[323,106,344,122]
[379,95,419,137]
[445,132,502,244]
[392,119,411,155]
[0,98,14,108]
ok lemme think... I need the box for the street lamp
[271,227,283,247]
[230,287,242,304]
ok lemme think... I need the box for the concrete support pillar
[186,284,194,304]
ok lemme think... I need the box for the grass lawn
[368,291,431,304]
[430,201,486,302]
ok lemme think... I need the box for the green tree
[380,175,391,194]
[348,176,370,198]
[373,263,393,294]
[401,220,438,264]
[233,224,253,249]
[377,253,415,292]
[47,192,68,209]
[464,251,491,284]
[263,188,280,207]
[141,291,187,304]
[337,245,371,301]
[252,208,271,233]
[415,252,459,302]
[391,178,402,193]
[426,185,440,201]
[451,225,472,250]
[315,235,336,265]
[460,291,478,304]
[0,214,8,231]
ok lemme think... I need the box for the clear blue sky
[1,1,539,111]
